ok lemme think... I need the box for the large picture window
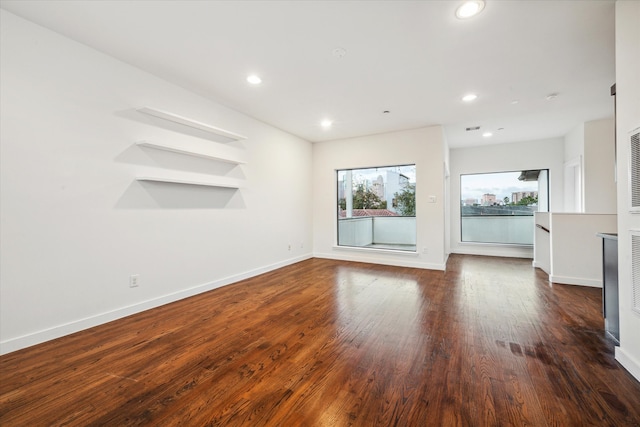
[337,165,416,251]
[460,170,549,245]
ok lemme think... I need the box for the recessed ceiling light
[462,94,478,102]
[383,110,390,114]
[456,1,485,19]
[482,132,493,137]
[546,93,559,101]
[247,75,262,85]
[321,119,333,128]
[510,100,519,105]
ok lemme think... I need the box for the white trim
[548,275,602,288]
[615,346,640,382]
[0,254,312,355]
[315,251,446,271]
[532,261,550,275]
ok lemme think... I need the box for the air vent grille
[631,128,640,212]
[632,231,640,315]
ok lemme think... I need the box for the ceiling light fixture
[546,93,559,101]
[483,132,493,137]
[321,119,333,128]
[456,1,485,19]
[462,94,478,102]
[247,75,262,85]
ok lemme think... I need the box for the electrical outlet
[300,241,304,249]
[423,247,429,254]
[288,244,291,251]
[129,274,140,288]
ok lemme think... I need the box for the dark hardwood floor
[1,255,639,426]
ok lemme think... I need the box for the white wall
[564,124,585,212]
[614,0,640,382]
[563,118,616,213]
[564,123,585,162]
[313,126,447,270]
[0,11,313,354]
[443,137,451,256]
[548,213,617,287]
[533,212,551,274]
[450,138,565,258]
[584,118,617,214]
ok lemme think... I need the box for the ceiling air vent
[632,231,640,315]
[466,126,481,131]
[630,127,640,212]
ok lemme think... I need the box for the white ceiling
[0,0,616,148]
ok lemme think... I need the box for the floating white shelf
[137,107,247,141]
[136,140,247,165]
[137,172,243,189]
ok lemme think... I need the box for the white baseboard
[548,274,602,288]
[0,254,313,355]
[615,346,640,383]
[313,251,446,271]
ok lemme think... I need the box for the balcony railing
[461,215,534,245]
[338,216,416,251]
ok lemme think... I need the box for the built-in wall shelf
[137,107,247,141]
[136,140,247,165]
[137,172,242,189]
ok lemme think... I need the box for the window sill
[458,241,533,248]
[332,245,420,256]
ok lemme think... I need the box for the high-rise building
[481,193,497,205]
[512,191,538,203]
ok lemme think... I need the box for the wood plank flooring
[1,255,639,426]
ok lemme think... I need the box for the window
[337,165,416,251]
[460,170,549,245]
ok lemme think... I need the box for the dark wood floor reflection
[2,255,640,426]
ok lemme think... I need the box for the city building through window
[337,165,416,251]
[460,170,549,245]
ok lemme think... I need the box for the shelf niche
[136,140,247,165]
[137,172,242,189]
[137,107,247,142]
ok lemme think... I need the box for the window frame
[459,169,549,246]
[336,164,417,252]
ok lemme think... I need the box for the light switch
[428,195,437,203]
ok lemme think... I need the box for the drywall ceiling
[0,0,615,147]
